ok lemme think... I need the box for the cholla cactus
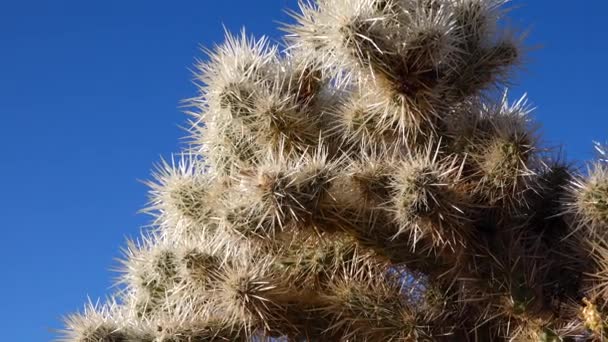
[61,1,608,341]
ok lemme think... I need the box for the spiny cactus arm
[286,0,522,134]
[62,0,608,341]
[60,300,154,342]
[564,161,608,238]
[142,155,220,240]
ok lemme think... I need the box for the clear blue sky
[0,1,606,341]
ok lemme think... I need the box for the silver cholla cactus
[61,1,608,341]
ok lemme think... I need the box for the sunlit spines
[143,154,219,240]
[327,85,403,151]
[595,141,608,163]
[188,32,278,175]
[118,234,274,326]
[192,58,327,177]
[60,301,151,342]
[118,238,182,318]
[583,239,608,311]
[287,0,459,133]
[470,94,540,210]
[446,0,522,100]
[286,0,458,80]
[287,0,522,135]
[193,121,260,177]
[135,297,248,341]
[285,0,393,85]
[230,150,339,237]
[388,144,470,251]
[564,162,608,238]
[169,238,238,306]
[276,230,380,296]
[243,76,322,157]
[193,31,278,124]
[206,255,291,337]
[320,260,452,340]
[368,0,459,128]
[339,151,395,212]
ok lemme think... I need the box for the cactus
[61,1,608,341]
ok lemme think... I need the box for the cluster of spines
[62,0,608,341]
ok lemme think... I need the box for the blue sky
[0,1,606,341]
